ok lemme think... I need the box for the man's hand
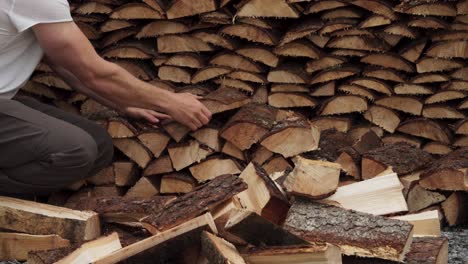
[166,93,212,131]
[123,107,172,125]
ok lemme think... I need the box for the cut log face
[326,35,390,52]
[0,233,70,261]
[284,199,414,262]
[274,40,320,59]
[237,0,299,18]
[166,0,217,19]
[235,46,279,67]
[310,67,360,84]
[399,40,427,63]
[260,118,320,158]
[242,244,342,264]
[407,184,446,213]
[124,176,160,199]
[137,131,171,158]
[416,57,464,73]
[32,73,72,91]
[113,138,152,168]
[283,157,341,199]
[262,155,293,175]
[397,119,451,144]
[192,66,232,83]
[271,84,309,93]
[349,77,393,96]
[88,166,115,186]
[320,95,368,115]
[222,142,246,161]
[394,83,434,95]
[168,140,213,171]
[411,73,450,84]
[190,127,221,151]
[143,155,174,177]
[441,192,468,226]
[391,210,441,237]
[361,53,414,72]
[158,35,214,53]
[221,24,279,46]
[268,66,310,84]
[362,142,433,179]
[420,148,468,191]
[221,104,277,150]
[136,21,189,38]
[310,81,336,97]
[210,53,264,73]
[28,233,122,264]
[363,68,406,83]
[423,105,465,120]
[364,105,400,133]
[423,142,453,156]
[158,65,192,84]
[306,0,349,13]
[225,209,308,246]
[142,174,247,234]
[310,117,352,133]
[92,213,217,264]
[268,93,317,108]
[375,96,423,115]
[350,0,397,20]
[189,157,241,183]
[75,2,112,15]
[425,90,466,104]
[359,14,392,28]
[395,1,457,16]
[114,162,138,187]
[321,173,408,216]
[426,40,468,59]
[0,196,100,243]
[305,55,346,74]
[110,3,163,19]
[160,172,197,194]
[201,231,246,264]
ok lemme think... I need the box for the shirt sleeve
[9,0,73,32]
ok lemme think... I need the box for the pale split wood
[320,95,368,115]
[112,138,152,168]
[392,210,441,237]
[242,244,342,264]
[237,0,300,18]
[363,105,400,133]
[189,157,241,183]
[124,176,160,199]
[168,140,213,171]
[0,233,70,261]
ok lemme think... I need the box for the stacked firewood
[2,0,466,263]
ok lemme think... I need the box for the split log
[361,53,414,72]
[375,96,423,115]
[411,73,450,84]
[349,77,392,95]
[192,66,232,84]
[309,117,352,133]
[260,118,320,158]
[236,163,289,224]
[320,95,368,115]
[107,118,137,138]
[326,35,390,52]
[137,21,189,38]
[164,53,205,69]
[113,60,155,81]
[262,156,293,175]
[397,119,451,144]
[320,173,408,216]
[0,196,100,242]
[158,66,191,84]
[394,83,434,95]
[75,2,112,15]
[225,209,308,246]
[32,73,72,91]
[305,55,346,74]
[142,174,247,234]
[193,31,237,50]
[210,53,264,73]
[406,184,446,213]
[452,67,468,80]
[307,34,330,48]
[201,231,246,264]
[422,142,453,156]
[100,28,139,49]
[391,210,441,237]
[443,80,468,91]
[395,1,457,16]
[221,24,279,46]
[305,0,348,13]
[426,40,468,59]
[28,233,122,264]
[101,19,135,33]
[143,155,174,177]
[305,129,353,162]
[359,14,391,28]
[235,46,279,67]
[274,40,320,59]
[425,90,466,104]
[382,134,422,148]
[350,0,397,20]
[165,0,217,19]
[310,81,336,97]
[101,40,157,60]
[20,81,59,99]
[283,157,341,199]
[168,140,213,171]
[251,146,274,166]
[420,148,468,191]
[268,64,310,84]
[114,162,138,187]
[110,3,163,19]
[0,233,70,261]
[157,35,214,53]
[271,84,309,93]
[190,127,221,151]
[137,130,171,158]
[227,71,267,84]
[88,166,115,186]
[399,40,427,63]
[189,157,242,183]
[113,138,152,168]
[423,105,465,120]
[160,172,197,194]
[361,142,433,179]
[237,0,300,18]
[92,213,217,264]
[241,244,342,264]
[416,57,464,73]
[363,105,400,133]
[310,67,359,84]
[283,199,414,262]
[222,142,246,161]
[455,119,468,135]
[268,93,317,108]
[441,192,468,226]
[339,84,376,101]
[124,176,160,199]
[202,87,251,114]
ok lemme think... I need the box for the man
[0,0,212,196]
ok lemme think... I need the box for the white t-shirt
[0,0,73,99]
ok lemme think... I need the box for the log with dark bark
[283,198,413,262]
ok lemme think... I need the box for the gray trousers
[0,96,114,196]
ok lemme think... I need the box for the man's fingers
[150,110,172,120]
[202,107,212,120]
[197,111,210,125]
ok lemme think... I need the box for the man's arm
[32,22,211,130]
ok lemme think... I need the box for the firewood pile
[2,0,467,263]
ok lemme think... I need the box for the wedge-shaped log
[136,21,189,38]
[397,119,451,144]
[416,57,464,73]
[166,0,216,19]
[193,31,238,50]
[359,14,391,28]
[235,46,279,67]
[310,67,359,84]
[398,40,427,63]
[168,140,213,171]
[0,196,100,243]
[93,213,217,264]
[221,104,277,150]
[221,24,279,45]
[426,40,468,59]
[268,64,309,84]
[361,142,433,179]
[201,231,246,264]
[137,130,171,158]
[192,66,232,83]
[375,96,423,115]
[349,77,393,95]
[310,117,351,133]
[158,35,213,53]
[143,155,173,177]
[283,199,414,262]
[124,176,160,199]
[190,127,221,151]
[0,233,70,261]
[363,68,405,83]
[442,192,468,226]
[190,157,241,183]
[237,0,299,18]
[281,19,323,45]
[242,244,342,264]
[306,55,346,73]
[320,95,368,115]
[260,118,320,158]
[321,173,407,215]
[110,3,163,19]
[210,53,264,73]
[423,105,465,119]
[422,142,453,156]
[327,35,390,52]
[225,209,308,246]
[202,87,251,114]
[394,83,433,95]
[268,93,317,108]
[420,148,468,191]
[160,172,197,194]
[364,105,400,133]
[391,210,441,237]
[284,157,340,199]
[28,233,121,264]
[142,174,247,234]
[306,0,348,13]
[406,184,446,213]
[274,40,320,59]
[350,0,397,20]
[113,138,152,168]
[310,82,336,97]
[361,53,414,72]
[425,90,466,104]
